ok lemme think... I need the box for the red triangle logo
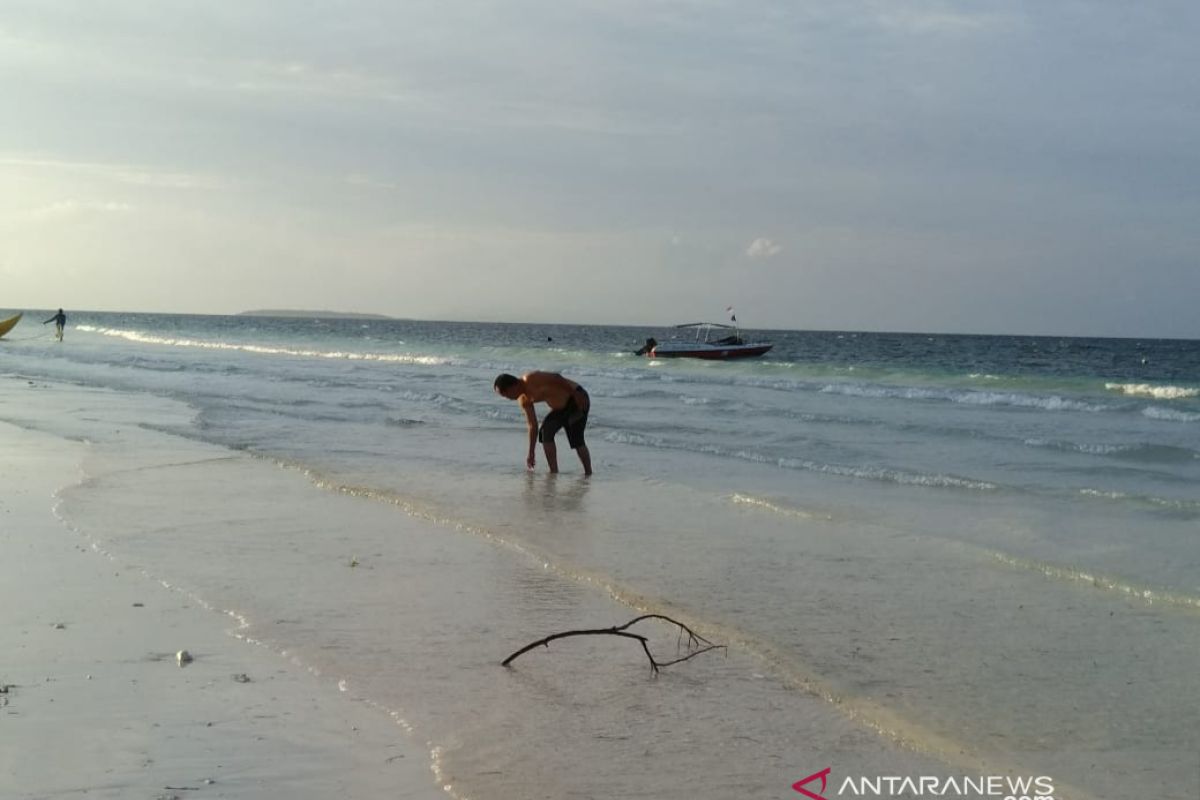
[792,767,832,800]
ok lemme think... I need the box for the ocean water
[2,311,1198,799]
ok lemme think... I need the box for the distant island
[238,309,395,320]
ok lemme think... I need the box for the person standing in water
[43,308,66,341]
[493,371,593,475]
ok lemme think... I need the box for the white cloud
[0,156,228,191]
[28,200,133,220]
[874,10,993,35]
[345,173,399,190]
[745,237,782,259]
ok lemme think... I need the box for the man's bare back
[516,372,588,412]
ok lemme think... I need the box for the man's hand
[526,453,536,470]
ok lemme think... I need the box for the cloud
[745,237,782,259]
[872,9,1001,36]
[27,200,133,220]
[0,156,228,190]
[345,173,399,190]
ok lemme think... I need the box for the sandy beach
[0,413,440,799]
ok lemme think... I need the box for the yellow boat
[0,312,23,338]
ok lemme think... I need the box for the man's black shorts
[539,388,589,449]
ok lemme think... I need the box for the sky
[1,1,1198,337]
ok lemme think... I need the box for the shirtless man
[493,371,593,475]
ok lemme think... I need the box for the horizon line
[2,305,1197,342]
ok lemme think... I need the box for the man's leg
[575,445,592,476]
[542,437,559,473]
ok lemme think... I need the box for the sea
[2,311,1198,799]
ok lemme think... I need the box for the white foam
[728,493,833,521]
[75,325,455,366]
[819,382,1107,412]
[1105,382,1199,400]
[1026,439,1132,456]
[1079,487,1200,511]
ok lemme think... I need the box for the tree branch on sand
[501,614,725,673]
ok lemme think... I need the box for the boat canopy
[674,322,737,330]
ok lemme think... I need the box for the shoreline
[0,415,440,800]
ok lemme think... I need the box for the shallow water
[2,312,1198,798]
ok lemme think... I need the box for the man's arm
[520,396,538,470]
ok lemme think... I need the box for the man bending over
[493,372,593,475]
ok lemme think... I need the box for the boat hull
[649,343,773,360]
[0,312,22,338]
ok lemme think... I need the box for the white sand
[0,420,441,800]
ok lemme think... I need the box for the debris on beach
[349,557,360,568]
[231,673,251,683]
[52,622,66,630]
[502,614,725,674]
[176,650,193,666]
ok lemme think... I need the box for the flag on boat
[725,305,737,323]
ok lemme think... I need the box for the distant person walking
[493,371,593,475]
[43,308,66,341]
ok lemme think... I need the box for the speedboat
[635,322,773,360]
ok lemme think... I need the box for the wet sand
[0,419,440,800]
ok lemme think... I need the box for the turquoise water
[2,311,1198,798]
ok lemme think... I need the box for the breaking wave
[75,325,456,366]
[728,493,834,521]
[818,383,1108,413]
[1105,382,1199,400]
[989,551,1200,611]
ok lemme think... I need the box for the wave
[1078,487,1200,515]
[723,493,1200,613]
[603,430,998,491]
[384,417,425,427]
[988,551,1200,612]
[1142,406,1200,423]
[728,493,834,521]
[1023,439,1200,463]
[1105,382,1199,400]
[819,382,1108,413]
[75,325,457,367]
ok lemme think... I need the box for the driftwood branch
[502,614,725,673]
